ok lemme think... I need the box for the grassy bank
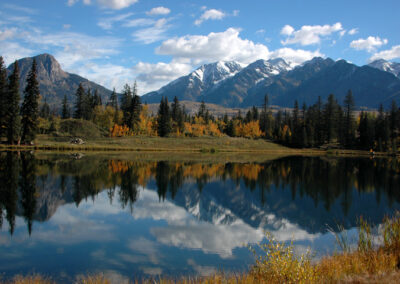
[4,213,400,284]
[0,134,322,154]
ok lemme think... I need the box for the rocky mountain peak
[368,59,400,78]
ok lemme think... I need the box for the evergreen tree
[375,104,389,151]
[6,61,21,144]
[389,100,398,140]
[0,56,8,138]
[39,98,50,119]
[343,90,356,147]
[324,94,340,143]
[197,101,207,119]
[130,90,141,133]
[82,88,93,120]
[259,94,272,138]
[171,96,184,132]
[61,94,70,119]
[109,88,118,109]
[121,84,132,126]
[358,112,375,150]
[74,83,85,119]
[92,89,102,107]
[21,59,40,143]
[157,97,171,137]
[315,96,324,145]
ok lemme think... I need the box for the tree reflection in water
[0,153,400,235]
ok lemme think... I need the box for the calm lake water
[0,152,399,282]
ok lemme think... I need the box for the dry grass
[5,213,400,284]
[1,134,316,154]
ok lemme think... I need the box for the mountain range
[6,53,400,109]
[6,53,113,108]
[142,57,400,108]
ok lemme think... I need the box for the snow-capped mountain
[368,59,400,78]
[192,61,243,88]
[141,58,292,105]
[143,56,400,108]
[142,61,243,104]
[202,58,294,106]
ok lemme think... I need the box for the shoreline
[0,135,398,158]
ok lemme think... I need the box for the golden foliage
[109,124,131,137]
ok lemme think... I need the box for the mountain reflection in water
[0,152,399,281]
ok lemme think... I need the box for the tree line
[1,54,400,152]
[0,58,40,144]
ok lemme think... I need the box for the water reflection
[0,152,400,280]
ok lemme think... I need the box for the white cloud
[156,28,269,65]
[97,0,137,9]
[73,63,134,94]
[370,45,400,61]
[68,0,137,9]
[281,25,294,36]
[281,22,343,46]
[122,18,155,28]
[0,28,17,41]
[97,12,134,30]
[132,18,171,44]
[0,41,35,65]
[256,29,265,35]
[348,28,358,35]
[63,24,71,29]
[24,31,122,68]
[3,4,38,14]
[350,36,388,52]
[233,10,240,17]
[133,61,193,94]
[146,7,171,16]
[269,48,324,66]
[195,9,225,26]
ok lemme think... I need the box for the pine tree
[197,101,207,119]
[324,94,340,143]
[39,98,50,119]
[130,92,141,133]
[21,60,40,143]
[121,84,132,126]
[171,96,184,132]
[74,83,85,119]
[343,89,356,147]
[109,88,118,109]
[0,56,8,138]
[92,89,102,107]
[61,94,70,119]
[389,100,398,140]
[157,97,171,137]
[6,61,21,145]
[82,88,93,120]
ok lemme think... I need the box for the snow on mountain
[368,59,400,78]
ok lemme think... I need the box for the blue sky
[0,0,399,94]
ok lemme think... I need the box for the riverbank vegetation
[3,212,400,283]
[1,57,400,154]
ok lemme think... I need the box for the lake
[0,152,399,282]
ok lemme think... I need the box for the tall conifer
[21,59,40,143]
[7,61,21,144]
[0,57,8,138]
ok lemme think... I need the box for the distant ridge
[7,53,113,108]
[142,57,400,108]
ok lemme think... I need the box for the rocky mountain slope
[7,54,113,108]
[142,57,400,108]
